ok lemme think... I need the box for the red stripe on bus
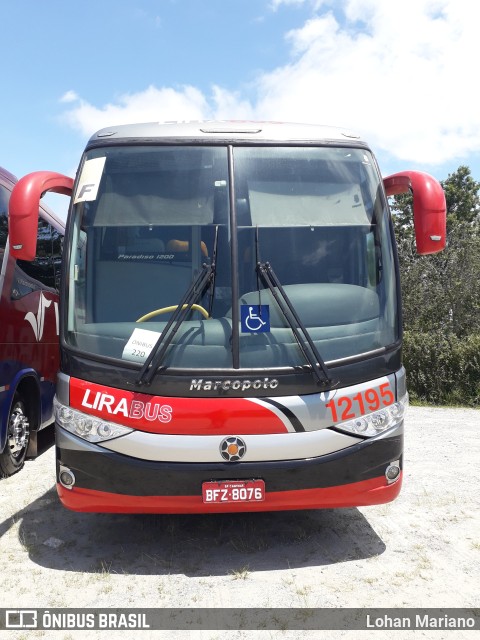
[57,473,402,513]
[69,377,289,435]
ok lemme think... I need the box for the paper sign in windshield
[122,328,161,363]
[241,305,270,333]
[74,157,106,203]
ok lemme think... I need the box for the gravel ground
[0,406,479,640]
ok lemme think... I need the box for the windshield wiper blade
[207,225,219,317]
[135,262,214,386]
[257,261,336,388]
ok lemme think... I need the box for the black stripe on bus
[260,398,306,432]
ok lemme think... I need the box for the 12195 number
[325,383,394,422]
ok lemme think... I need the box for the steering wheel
[136,303,210,322]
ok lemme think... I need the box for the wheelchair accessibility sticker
[241,305,270,333]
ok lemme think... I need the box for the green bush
[403,331,480,406]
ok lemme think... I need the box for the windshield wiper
[256,261,336,388]
[135,262,215,386]
[207,225,219,317]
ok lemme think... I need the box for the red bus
[8,122,446,510]
[0,166,65,476]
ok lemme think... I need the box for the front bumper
[56,426,403,513]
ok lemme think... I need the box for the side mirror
[9,171,73,261]
[383,171,446,255]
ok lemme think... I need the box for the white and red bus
[8,122,446,511]
[0,166,65,476]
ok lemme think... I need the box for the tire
[0,393,30,477]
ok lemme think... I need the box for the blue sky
[2,0,479,217]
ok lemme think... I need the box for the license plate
[202,479,265,504]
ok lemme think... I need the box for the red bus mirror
[9,171,73,261]
[383,171,446,255]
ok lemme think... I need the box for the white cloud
[60,0,480,166]
[60,90,79,103]
[269,0,308,10]
[211,86,256,121]
[61,85,211,136]
[255,0,480,164]
[269,0,327,10]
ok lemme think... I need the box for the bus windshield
[66,144,398,371]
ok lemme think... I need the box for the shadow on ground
[36,423,56,456]
[1,484,386,576]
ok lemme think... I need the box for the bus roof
[0,165,17,185]
[88,121,367,147]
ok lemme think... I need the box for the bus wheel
[0,394,30,477]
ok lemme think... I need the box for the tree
[389,166,480,404]
[390,166,480,337]
[442,165,480,229]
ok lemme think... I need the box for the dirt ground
[0,406,479,640]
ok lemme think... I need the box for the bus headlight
[53,397,133,443]
[335,394,408,438]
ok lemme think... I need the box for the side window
[51,223,63,290]
[0,185,9,273]
[11,217,59,299]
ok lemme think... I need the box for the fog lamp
[385,460,401,484]
[59,467,76,490]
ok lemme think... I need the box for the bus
[1,166,65,477]
[8,122,446,511]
